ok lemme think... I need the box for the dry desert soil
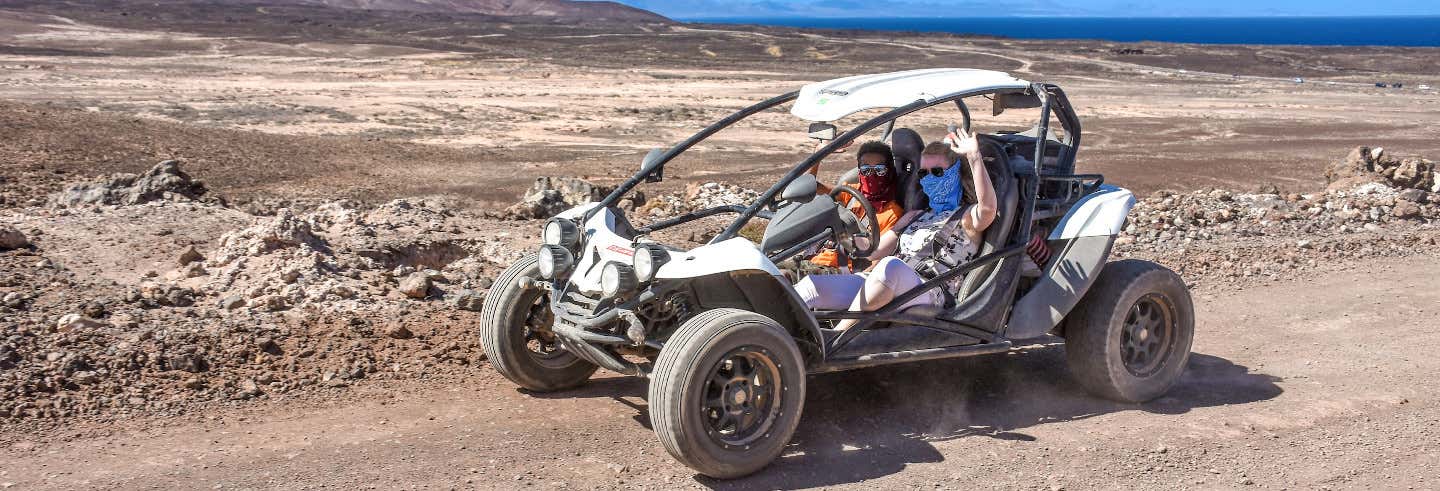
[1,2,1440,489]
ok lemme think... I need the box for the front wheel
[1064,259,1194,403]
[649,309,806,479]
[480,254,597,392]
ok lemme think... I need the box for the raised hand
[947,129,979,156]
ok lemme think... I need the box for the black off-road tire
[1064,259,1194,403]
[480,254,596,392]
[649,309,806,479]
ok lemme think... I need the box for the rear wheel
[649,309,806,479]
[480,254,597,392]
[1064,259,1194,403]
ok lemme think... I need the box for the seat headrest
[890,128,927,210]
[891,128,924,171]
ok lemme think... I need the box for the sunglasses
[858,164,888,176]
[921,166,950,177]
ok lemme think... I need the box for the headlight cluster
[631,243,669,282]
[600,262,637,297]
[537,245,573,279]
[537,218,582,280]
[535,214,672,295]
[542,218,581,250]
[603,244,669,297]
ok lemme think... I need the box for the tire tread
[1064,259,1194,402]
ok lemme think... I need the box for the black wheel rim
[522,293,573,368]
[702,346,783,448]
[1120,293,1177,377]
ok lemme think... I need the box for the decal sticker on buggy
[606,244,635,256]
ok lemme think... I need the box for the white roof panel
[790,68,1031,122]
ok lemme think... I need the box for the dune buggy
[480,69,1194,478]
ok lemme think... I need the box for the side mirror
[781,174,817,203]
[642,148,665,183]
[807,122,837,141]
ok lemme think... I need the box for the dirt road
[2,253,1436,489]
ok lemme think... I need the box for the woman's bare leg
[833,258,912,331]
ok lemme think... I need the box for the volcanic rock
[451,289,485,311]
[218,295,247,310]
[49,160,208,207]
[178,245,204,265]
[0,225,29,249]
[398,273,432,298]
[56,314,106,332]
[501,177,613,219]
[1327,146,1436,192]
[385,324,414,339]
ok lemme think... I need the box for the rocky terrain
[2,1,1440,489]
[1115,146,1440,285]
[3,144,1436,428]
[0,160,533,423]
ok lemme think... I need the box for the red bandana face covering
[858,168,895,211]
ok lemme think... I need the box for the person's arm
[952,130,997,242]
[867,209,923,258]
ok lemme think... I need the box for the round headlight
[537,245,573,280]
[632,244,669,282]
[542,219,581,250]
[601,262,637,297]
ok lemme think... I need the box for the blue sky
[608,0,1440,19]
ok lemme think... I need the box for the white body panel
[559,204,785,293]
[566,205,640,294]
[654,237,784,279]
[791,68,1031,122]
[1049,185,1136,240]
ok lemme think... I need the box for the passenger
[806,141,906,271]
[795,129,997,331]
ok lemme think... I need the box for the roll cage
[575,75,1099,370]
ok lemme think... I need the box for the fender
[656,237,784,279]
[1048,185,1134,240]
[1007,185,1132,339]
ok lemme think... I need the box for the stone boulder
[0,225,29,250]
[398,273,432,299]
[1327,146,1436,192]
[501,177,613,219]
[50,160,209,207]
[451,289,485,311]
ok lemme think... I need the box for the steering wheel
[828,185,880,258]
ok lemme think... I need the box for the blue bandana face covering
[919,161,963,213]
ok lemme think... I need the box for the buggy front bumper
[538,280,671,376]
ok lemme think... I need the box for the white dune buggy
[480,69,1194,478]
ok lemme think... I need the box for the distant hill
[256,0,669,21]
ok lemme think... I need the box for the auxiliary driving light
[601,262,638,297]
[542,218,582,251]
[632,243,670,283]
[537,245,574,279]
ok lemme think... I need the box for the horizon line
[676,14,1440,20]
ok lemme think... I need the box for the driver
[805,141,906,271]
[794,129,997,331]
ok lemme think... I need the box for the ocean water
[688,16,1440,47]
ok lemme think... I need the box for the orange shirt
[810,198,904,268]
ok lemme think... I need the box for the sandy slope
[1,253,1436,489]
